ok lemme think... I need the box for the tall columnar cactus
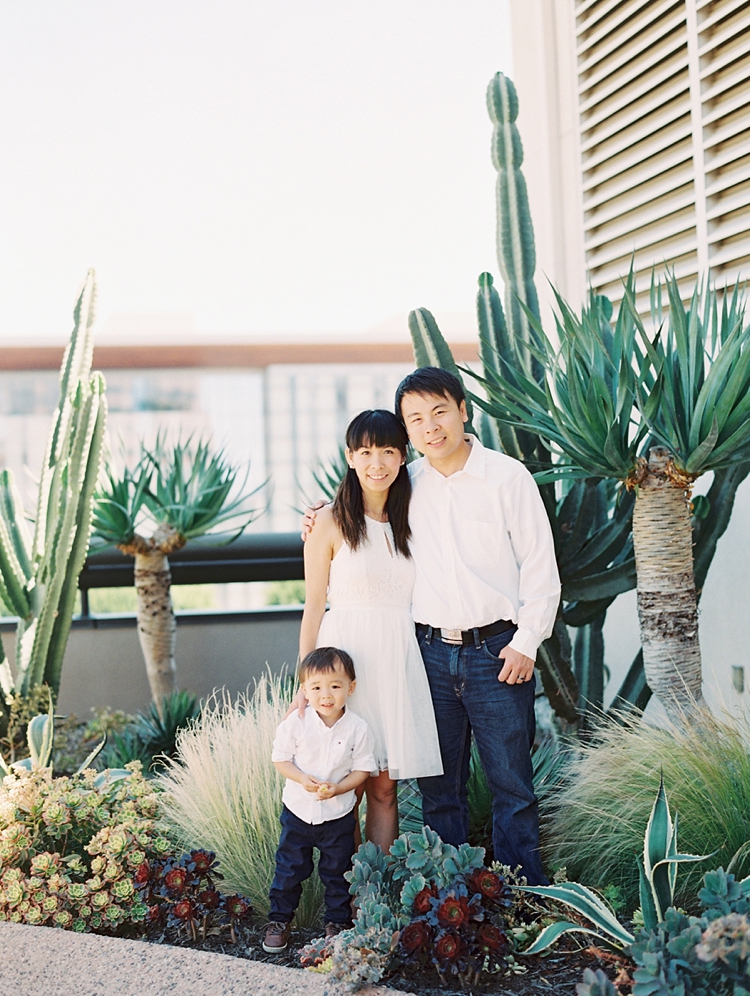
[0,271,107,712]
[486,73,542,379]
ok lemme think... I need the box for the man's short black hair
[298,646,356,683]
[394,367,466,420]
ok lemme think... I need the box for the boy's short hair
[394,367,466,421]
[298,646,356,683]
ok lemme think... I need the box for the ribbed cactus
[408,308,474,428]
[486,73,542,378]
[0,270,107,711]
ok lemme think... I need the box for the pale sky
[0,1,512,344]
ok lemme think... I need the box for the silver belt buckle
[440,628,463,645]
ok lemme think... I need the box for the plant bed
[142,920,617,995]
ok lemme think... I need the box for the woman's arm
[298,507,338,660]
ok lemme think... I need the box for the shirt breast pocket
[329,738,353,770]
[462,519,501,570]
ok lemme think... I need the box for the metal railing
[77,532,304,617]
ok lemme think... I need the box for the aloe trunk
[133,550,177,703]
[632,449,703,713]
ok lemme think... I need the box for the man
[306,367,560,883]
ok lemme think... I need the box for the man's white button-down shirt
[272,706,376,825]
[408,435,561,661]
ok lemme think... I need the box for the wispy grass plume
[543,706,750,912]
[157,671,323,925]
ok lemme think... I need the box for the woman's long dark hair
[332,410,411,558]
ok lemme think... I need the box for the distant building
[0,336,478,535]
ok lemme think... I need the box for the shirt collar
[422,434,486,481]
[307,705,348,731]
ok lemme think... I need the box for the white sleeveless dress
[316,517,443,780]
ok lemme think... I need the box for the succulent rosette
[197,888,221,911]
[411,884,438,914]
[189,850,218,876]
[433,929,465,969]
[399,919,433,959]
[477,923,509,955]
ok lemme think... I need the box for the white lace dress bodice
[327,517,415,608]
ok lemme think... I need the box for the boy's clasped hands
[297,772,341,800]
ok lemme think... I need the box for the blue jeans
[269,806,356,924]
[416,626,548,885]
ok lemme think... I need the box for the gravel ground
[0,922,408,996]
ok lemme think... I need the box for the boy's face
[399,391,469,464]
[301,658,355,721]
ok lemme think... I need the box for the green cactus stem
[486,72,541,375]
[0,272,106,705]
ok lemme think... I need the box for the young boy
[263,646,375,953]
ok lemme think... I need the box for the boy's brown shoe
[262,920,292,953]
[324,921,352,939]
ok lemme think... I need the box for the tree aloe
[92,438,261,705]
[0,271,107,729]
[478,275,750,716]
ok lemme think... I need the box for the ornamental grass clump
[543,705,750,912]
[0,764,173,933]
[157,671,323,924]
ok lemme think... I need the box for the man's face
[399,391,469,463]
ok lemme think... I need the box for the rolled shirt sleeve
[350,720,377,773]
[271,714,298,763]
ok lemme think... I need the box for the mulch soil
[149,923,629,995]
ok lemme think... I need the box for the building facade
[510,0,749,313]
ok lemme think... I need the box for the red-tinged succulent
[224,895,251,920]
[164,867,188,894]
[399,919,432,955]
[469,869,504,899]
[477,923,507,953]
[436,895,474,928]
[412,886,438,914]
[147,904,162,922]
[434,930,461,963]
[197,889,221,910]
[134,861,151,885]
[190,850,216,875]
[172,899,196,921]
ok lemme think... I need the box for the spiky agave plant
[92,437,261,706]
[474,273,750,718]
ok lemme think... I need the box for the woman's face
[346,442,404,497]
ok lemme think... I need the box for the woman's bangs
[347,411,406,453]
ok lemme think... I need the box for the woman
[298,409,442,851]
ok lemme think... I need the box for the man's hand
[498,646,535,684]
[300,773,322,793]
[301,501,327,541]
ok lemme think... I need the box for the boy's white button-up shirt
[408,435,561,661]
[272,706,376,825]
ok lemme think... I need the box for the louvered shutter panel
[574,0,750,307]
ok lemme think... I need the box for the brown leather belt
[415,619,515,646]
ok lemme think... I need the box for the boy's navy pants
[269,805,356,924]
